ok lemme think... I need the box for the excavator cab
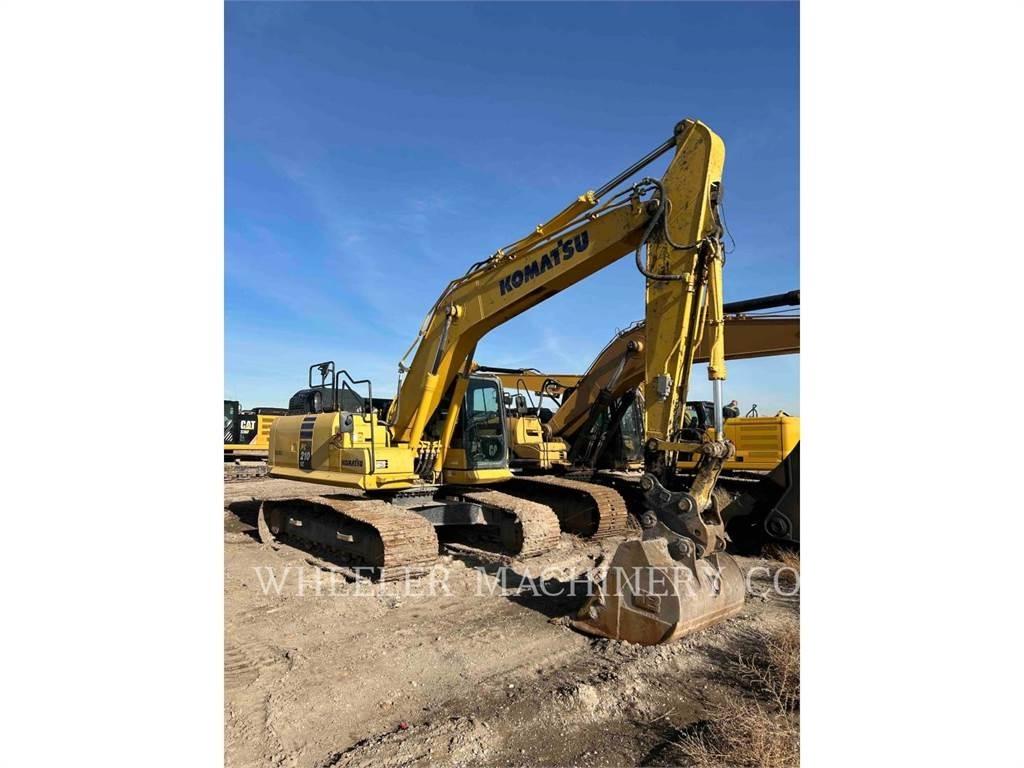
[452,375,509,469]
[576,397,718,468]
[616,394,645,468]
[568,389,645,471]
[419,374,512,471]
[680,401,716,441]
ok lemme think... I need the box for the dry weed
[765,545,800,593]
[675,617,800,767]
[737,619,800,712]
[676,697,799,768]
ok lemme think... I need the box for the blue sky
[226,1,799,414]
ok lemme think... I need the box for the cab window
[463,379,506,468]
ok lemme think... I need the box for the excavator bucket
[572,538,745,645]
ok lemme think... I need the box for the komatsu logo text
[499,231,590,297]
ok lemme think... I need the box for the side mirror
[515,395,528,410]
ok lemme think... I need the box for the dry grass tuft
[764,546,800,593]
[674,617,800,766]
[676,698,799,768]
[739,619,800,713]
[775,548,800,573]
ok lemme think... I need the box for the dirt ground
[224,477,799,768]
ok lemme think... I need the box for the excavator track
[499,476,634,540]
[457,489,562,558]
[258,497,439,581]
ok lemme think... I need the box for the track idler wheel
[571,537,745,645]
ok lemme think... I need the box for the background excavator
[487,290,800,550]
[224,401,288,460]
[481,291,799,473]
[261,118,746,643]
[474,366,576,471]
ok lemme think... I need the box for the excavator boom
[387,120,727,483]
[265,119,748,643]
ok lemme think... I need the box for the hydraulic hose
[633,177,705,282]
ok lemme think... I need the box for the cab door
[461,377,509,469]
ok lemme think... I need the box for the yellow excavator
[482,292,799,473]
[224,401,289,460]
[552,290,799,470]
[261,118,745,643]
[488,290,800,549]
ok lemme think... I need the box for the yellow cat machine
[224,401,289,459]
[261,118,747,644]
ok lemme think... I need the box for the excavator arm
[387,119,729,484]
